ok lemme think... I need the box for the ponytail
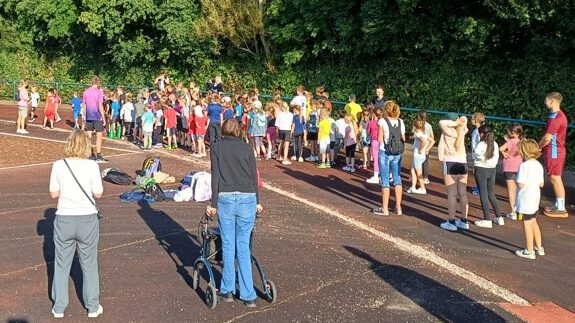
[479,125,495,160]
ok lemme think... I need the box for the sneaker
[41,126,47,130]
[244,299,257,308]
[366,176,380,184]
[440,221,458,232]
[21,129,29,134]
[515,249,536,260]
[493,217,505,226]
[154,143,163,148]
[372,207,389,216]
[534,247,545,256]
[349,167,356,173]
[413,188,427,195]
[325,163,332,168]
[423,178,430,185]
[471,186,480,195]
[282,160,292,165]
[87,305,104,318]
[506,212,517,220]
[218,292,235,303]
[298,157,304,163]
[89,155,97,161]
[56,117,62,123]
[290,156,297,161]
[305,156,315,162]
[330,162,336,168]
[406,187,416,194]
[544,209,569,218]
[455,219,469,230]
[343,166,351,172]
[95,156,108,164]
[52,308,64,319]
[316,163,327,169]
[165,147,172,151]
[475,220,493,228]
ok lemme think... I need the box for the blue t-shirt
[206,103,222,124]
[111,101,120,117]
[71,97,82,113]
[235,104,243,122]
[223,108,235,121]
[142,111,155,127]
[293,115,306,135]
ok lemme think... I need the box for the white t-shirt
[515,159,544,214]
[328,117,337,141]
[290,95,307,117]
[49,159,103,216]
[335,119,347,139]
[473,141,499,168]
[424,122,433,138]
[377,118,405,150]
[31,92,40,107]
[120,102,135,122]
[276,111,294,131]
[413,131,428,152]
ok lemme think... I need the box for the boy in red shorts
[539,92,568,218]
[42,89,57,130]
[163,103,178,151]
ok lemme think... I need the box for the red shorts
[45,109,55,120]
[545,154,565,176]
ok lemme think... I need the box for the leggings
[474,167,501,220]
[208,123,221,146]
[422,156,429,178]
[370,140,379,173]
[153,126,162,145]
[345,144,357,158]
[446,176,469,220]
[292,134,303,158]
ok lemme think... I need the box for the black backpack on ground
[144,182,165,202]
[103,168,133,186]
[383,118,405,155]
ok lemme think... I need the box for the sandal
[392,208,403,216]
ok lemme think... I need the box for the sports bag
[383,118,405,155]
[145,182,165,202]
[102,168,133,186]
[190,171,212,202]
[141,157,162,177]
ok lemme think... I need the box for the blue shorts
[73,110,82,120]
[412,151,426,169]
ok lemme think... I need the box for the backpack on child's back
[383,118,405,155]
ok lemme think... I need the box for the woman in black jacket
[207,118,263,307]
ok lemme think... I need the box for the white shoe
[423,178,430,185]
[493,217,505,226]
[366,176,380,184]
[475,220,493,228]
[305,156,315,162]
[440,221,457,232]
[349,167,356,173]
[16,129,23,134]
[52,308,64,319]
[455,219,469,230]
[534,247,545,256]
[506,212,517,220]
[56,117,62,122]
[290,156,297,161]
[298,157,304,162]
[88,305,103,318]
[414,188,427,195]
[343,166,351,171]
[406,187,415,194]
[515,249,536,260]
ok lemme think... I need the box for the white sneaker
[534,247,545,256]
[21,129,29,134]
[290,156,297,161]
[475,220,493,228]
[88,305,103,318]
[406,187,416,194]
[16,129,23,134]
[423,178,430,185]
[56,117,62,122]
[305,156,315,162]
[506,213,517,220]
[414,188,427,195]
[515,249,536,260]
[343,166,351,172]
[455,219,469,230]
[349,167,356,173]
[440,221,457,232]
[52,308,64,319]
[366,176,380,184]
[298,157,304,162]
[493,217,505,226]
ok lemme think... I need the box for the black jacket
[211,137,259,208]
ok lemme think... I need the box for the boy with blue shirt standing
[71,92,83,129]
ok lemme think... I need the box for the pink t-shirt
[367,120,379,141]
[18,88,29,107]
[83,87,104,121]
[502,137,522,173]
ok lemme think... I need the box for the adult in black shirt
[207,119,263,307]
[372,85,389,108]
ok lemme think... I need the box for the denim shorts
[379,151,403,188]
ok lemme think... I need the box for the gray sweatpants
[52,214,100,313]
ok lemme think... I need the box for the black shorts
[177,118,185,131]
[136,117,142,128]
[345,144,357,157]
[85,120,104,133]
[166,127,176,137]
[307,132,318,141]
[330,141,336,149]
[278,130,292,142]
[504,172,517,180]
[444,162,468,175]
[517,212,537,221]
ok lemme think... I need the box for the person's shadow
[37,208,85,307]
[344,246,508,322]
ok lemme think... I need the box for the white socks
[557,198,566,211]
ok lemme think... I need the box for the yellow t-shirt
[344,102,363,122]
[318,119,332,141]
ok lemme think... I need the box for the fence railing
[1,79,573,129]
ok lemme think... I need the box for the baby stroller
[191,212,278,309]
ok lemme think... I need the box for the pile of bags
[173,171,211,202]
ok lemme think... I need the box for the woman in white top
[473,125,503,228]
[49,130,104,318]
[275,102,294,165]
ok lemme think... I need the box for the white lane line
[0,131,140,153]
[0,151,143,171]
[155,152,531,306]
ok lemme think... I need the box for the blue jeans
[379,151,403,188]
[217,192,257,301]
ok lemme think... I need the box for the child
[473,125,503,228]
[344,94,363,123]
[290,85,307,118]
[407,120,430,194]
[222,97,235,121]
[141,105,155,150]
[153,105,164,148]
[291,105,306,162]
[179,96,191,149]
[163,103,178,151]
[343,114,359,172]
[359,109,372,170]
[265,103,277,159]
[276,102,294,165]
[470,112,485,195]
[42,88,56,130]
[16,80,30,134]
[249,106,268,160]
[110,92,121,138]
[334,110,348,163]
[53,89,62,123]
[316,110,332,169]
[71,92,83,129]
[235,96,245,125]
[305,100,320,162]
[500,123,523,220]
[134,96,147,144]
[241,104,250,144]
[192,105,208,157]
[30,86,40,122]
[328,107,338,167]
[366,108,383,183]
[418,110,435,184]
[120,93,135,140]
[515,139,545,259]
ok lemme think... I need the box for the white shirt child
[515,159,544,215]
[120,102,135,123]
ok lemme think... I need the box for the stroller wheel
[265,280,277,303]
[206,285,218,309]
[192,268,199,290]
